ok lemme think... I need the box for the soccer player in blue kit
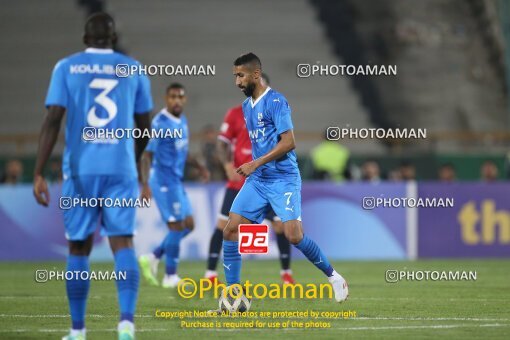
[32,13,152,340]
[138,83,210,288]
[218,53,349,305]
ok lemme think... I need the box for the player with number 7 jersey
[213,53,348,315]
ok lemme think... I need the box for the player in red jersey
[205,74,295,284]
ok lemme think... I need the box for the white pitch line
[0,323,509,333]
[331,323,510,331]
[0,295,110,299]
[0,313,506,322]
[0,329,168,333]
[357,317,510,322]
[0,314,153,318]
[1,296,507,303]
[1,314,510,322]
[350,297,507,302]
[177,324,510,332]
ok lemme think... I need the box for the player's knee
[68,235,93,256]
[167,221,184,231]
[217,218,228,230]
[286,233,302,245]
[223,227,237,241]
[108,236,133,253]
[284,222,303,245]
[272,220,284,234]
[68,244,90,256]
[223,221,238,241]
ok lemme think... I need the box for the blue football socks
[153,227,191,260]
[152,242,164,259]
[295,235,334,277]
[114,248,139,322]
[66,255,90,330]
[164,230,182,275]
[223,240,241,285]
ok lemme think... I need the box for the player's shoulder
[153,109,182,126]
[54,50,139,67]
[265,88,291,114]
[151,110,167,126]
[266,88,288,104]
[51,53,77,71]
[52,50,95,71]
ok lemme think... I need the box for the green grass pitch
[0,259,509,339]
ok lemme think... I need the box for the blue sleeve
[272,96,293,134]
[134,68,153,114]
[45,60,68,108]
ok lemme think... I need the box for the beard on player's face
[170,105,183,115]
[241,82,256,97]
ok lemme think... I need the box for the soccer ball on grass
[218,285,251,313]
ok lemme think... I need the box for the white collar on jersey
[161,108,182,123]
[85,47,114,54]
[250,86,271,108]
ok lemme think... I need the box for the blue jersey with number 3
[241,87,300,180]
[45,48,153,178]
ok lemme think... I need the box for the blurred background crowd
[0,136,504,184]
[1,0,509,185]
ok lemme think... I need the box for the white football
[219,286,251,313]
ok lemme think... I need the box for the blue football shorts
[62,175,139,241]
[230,176,301,223]
[149,176,193,223]
[219,187,279,221]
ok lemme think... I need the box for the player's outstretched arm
[33,105,65,206]
[139,151,153,200]
[237,130,296,177]
[134,113,151,163]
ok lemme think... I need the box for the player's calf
[110,237,139,329]
[222,214,242,241]
[63,236,94,338]
[64,253,90,337]
[222,213,250,286]
[282,221,304,245]
[284,220,349,302]
[162,229,182,287]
